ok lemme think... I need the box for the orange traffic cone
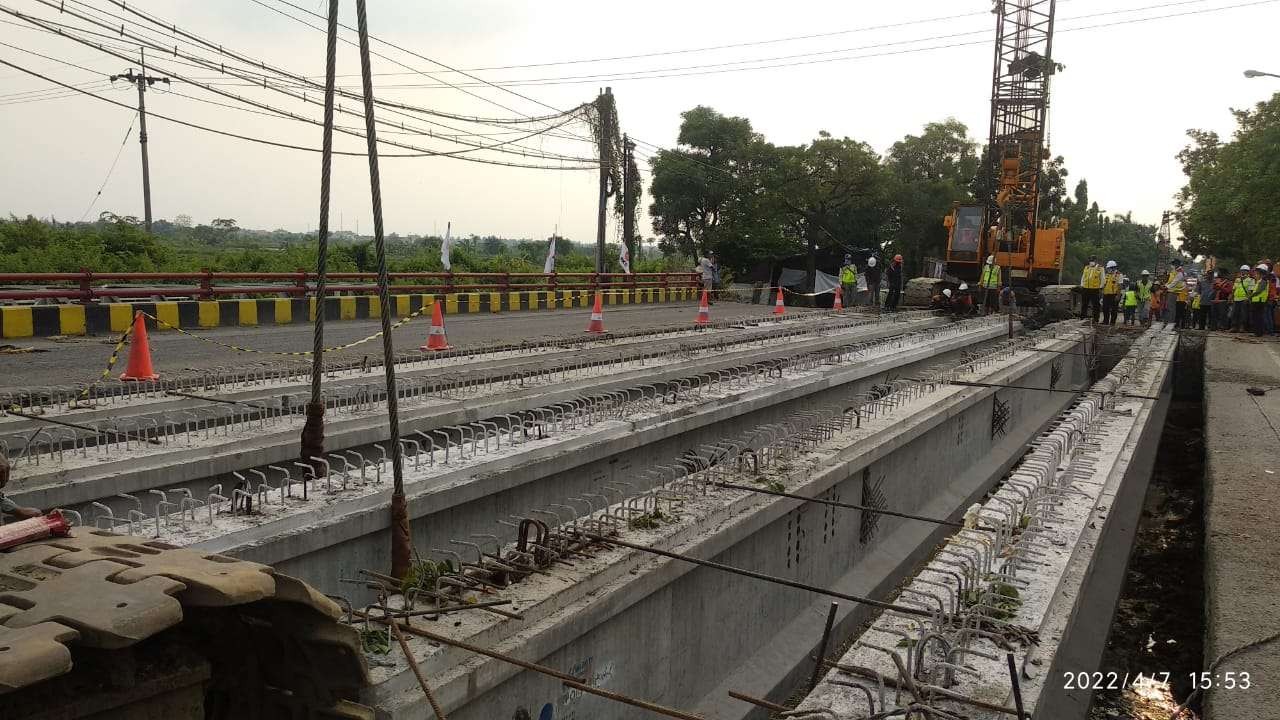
[585,291,606,333]
[419,301,451,351]
[833,288,843,311]
[120,311,158,381]
[695,290,711,325]
[773,287,786,316]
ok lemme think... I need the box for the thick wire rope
[353,0,411,579]
[303,0,338,464]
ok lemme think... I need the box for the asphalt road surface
[0,301,788,391]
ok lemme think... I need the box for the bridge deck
[1203,336,1280,719]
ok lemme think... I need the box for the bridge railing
[0,270,702,303]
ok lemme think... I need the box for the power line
[7,0,595,160]
[2,4,599,164]
[79,111,136,221]
[0,57,598,169]
[229,0,1272,90]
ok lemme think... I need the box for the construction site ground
[1,301,776,391]
[1203,335,1280,718]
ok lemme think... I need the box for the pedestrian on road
[1101,260,1121,325]
[1122,282,1139,325]
[839,255,858,308]
[885,254,904,311]
[865,256,882,309]
[1135,270,1154,326]
[1080,256,1103,322]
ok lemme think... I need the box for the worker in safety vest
[1251,263,1271,337]
[1231,264,1253,332]
[1101,260,1122,326]
[1080,255,1104,323]
[1122,282,1139,325]
[979,255,1001,315]
[1135,270,1154,326]
[1261,260,1278,336]
[1167,259,1189,328]
[839,255,858,309]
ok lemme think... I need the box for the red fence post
[295,268,308,297]
[77,267,93,305]
[199,267,213,300]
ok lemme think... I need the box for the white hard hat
[867,256,876,267]
[986,255,995,265]
[959,282,969,291]
[1241,264,1252,271]
[1106,260,1117,269]
[1257,263,1270,271]
[942,288,952,298]
[1141,269,1150,275]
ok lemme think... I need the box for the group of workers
[839,253,905,310]
[1078,254,1278,335]
[926,254,1009,317]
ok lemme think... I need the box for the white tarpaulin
[779,268,840,295]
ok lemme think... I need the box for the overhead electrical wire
[47,0,593,148]
[78,111,136,221]
[0,57,597,168]
[215,0,1270,90]
[7,0,593,157]
[1,4,599,164]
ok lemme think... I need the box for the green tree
[1176,93,1280,265]
[883,119,979,276]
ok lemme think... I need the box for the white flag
[619,241,631,274]
[440,221,452,271]
[543,235,557,274]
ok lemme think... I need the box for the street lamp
[1244,69,1280,79]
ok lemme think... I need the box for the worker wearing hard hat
[1101,260,1122,326]
[1135,270,1154,326]
[1166,259,1189,329]
[885,254,904,312]
[1231,264,1253,332]
[865,256,882,309]
[839,255,858,309]
[1122,280,1139,325]
[1250,263,1272,337]
[979,255,1001,315]
[1080,255,1103,323]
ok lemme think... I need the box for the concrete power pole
[110,55,169,233]
[622,133,636,267]
[595,87,613,275]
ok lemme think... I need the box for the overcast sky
[1,0,1277,246]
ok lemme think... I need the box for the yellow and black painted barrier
[0,287,699,339]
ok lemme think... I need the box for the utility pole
[595,87,613,275]
[110,52,168,233]
[622,133,636,266]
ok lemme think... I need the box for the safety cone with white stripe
[773,286,786,316]
[419,301,451,351]
[832,288,843,311]
[695,290,711,325]
[585,291,606,333]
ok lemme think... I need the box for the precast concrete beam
[356,322,1097,720]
